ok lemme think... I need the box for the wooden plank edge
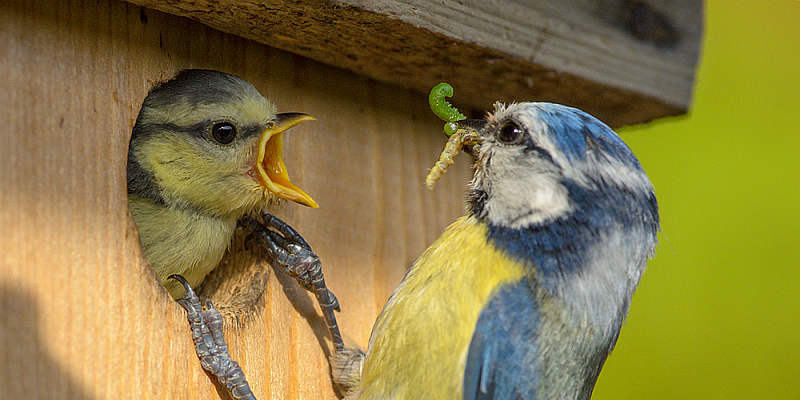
[124,0,690,127]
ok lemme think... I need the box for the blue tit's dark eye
[498,121,523,144]
[211,122,237,144]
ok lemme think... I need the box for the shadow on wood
[0,283,97,399]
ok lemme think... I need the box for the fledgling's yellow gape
[127,70,342,400]
[332,101,660,400]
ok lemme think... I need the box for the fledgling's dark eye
[497,121,524,144]
[211,122,237,144]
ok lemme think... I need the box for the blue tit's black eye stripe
[492,118,555,163]
[515,126,554,163]
[523,142,554,164]
[528,147,554,164]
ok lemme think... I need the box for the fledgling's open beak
[255,112,319,208]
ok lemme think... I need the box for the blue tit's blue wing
[463,280,541,400]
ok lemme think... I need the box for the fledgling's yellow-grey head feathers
[127,69,317,220]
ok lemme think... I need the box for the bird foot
[241,213,345,353]
[330,345,366,397]
[169,275,256,400]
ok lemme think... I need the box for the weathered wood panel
[0,0,471,398]
[120,0,703,128]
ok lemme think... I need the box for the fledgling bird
[127,69,318,299]
[128,70,345,399]
[332,102,659,399]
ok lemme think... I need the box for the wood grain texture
[119,0,703,128]
[0,0,471,398]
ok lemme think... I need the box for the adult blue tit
[332,102,659,399]
[127,69,318,299]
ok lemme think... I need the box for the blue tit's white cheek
[482,145,572,229]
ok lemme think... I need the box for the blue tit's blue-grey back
[353,102,658,400]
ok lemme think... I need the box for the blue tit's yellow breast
[359,216,529,399]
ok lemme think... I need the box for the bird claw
[242,214,345,352]
[168,214,345,400]
[169,275,256,400]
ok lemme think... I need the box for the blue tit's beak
[457,119,488,133]
[255,112,319,208]
[456,119,487,157]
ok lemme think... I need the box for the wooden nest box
[0,0,701,398]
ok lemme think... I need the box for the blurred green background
[594,0,800,398]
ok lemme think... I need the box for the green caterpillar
[428,83,466,137]
[424,82,481,190]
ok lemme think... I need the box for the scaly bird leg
[169,275,256,400]
[242,214,345,353]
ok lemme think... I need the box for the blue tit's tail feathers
[331,345,365,398]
